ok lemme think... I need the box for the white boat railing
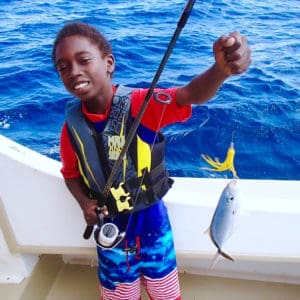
[1,134,300,284]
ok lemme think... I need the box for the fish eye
[227,195,234,202]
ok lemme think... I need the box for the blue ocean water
[0,0,299,180]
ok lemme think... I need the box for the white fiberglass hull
[0,134,299,284]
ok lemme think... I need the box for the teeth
[74,82,88,90]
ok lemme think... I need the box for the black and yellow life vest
[65,85,173,216]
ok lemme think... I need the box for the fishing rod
[84,0,196,239]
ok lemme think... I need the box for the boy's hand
[213,31,251,77]
[81,199,99,225]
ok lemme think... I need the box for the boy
[53,21,251,299]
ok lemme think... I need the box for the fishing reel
[93,210,125,250]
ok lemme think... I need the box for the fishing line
[169,0,215,85]
[112,0,217,235]
[117,0,217,238]
[84,0,197,240]
[122,97,170,236]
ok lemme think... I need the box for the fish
[206,179,240,269]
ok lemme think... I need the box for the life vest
[65,85,173,216]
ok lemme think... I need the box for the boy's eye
[58,66,67,73]
[80,58,92,64]
[56,63,68,74]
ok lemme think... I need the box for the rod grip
[83,225,94,239]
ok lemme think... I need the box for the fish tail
[209,252,220,270]
[219,249,235,262]
[209,249,235,270]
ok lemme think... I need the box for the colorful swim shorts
[97,203,181,300]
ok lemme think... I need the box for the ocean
[0,0,299,180]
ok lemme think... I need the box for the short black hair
[52,21,112,67]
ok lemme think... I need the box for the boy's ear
[106,54,115,75]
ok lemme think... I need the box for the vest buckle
[110,182,133,212]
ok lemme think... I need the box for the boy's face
[55,35,114,103]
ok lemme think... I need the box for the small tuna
[206,179,240,268]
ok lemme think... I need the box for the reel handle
[83,210,104,240]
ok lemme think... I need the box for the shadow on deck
[1,254,300,300]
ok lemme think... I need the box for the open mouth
[73,81,89,91]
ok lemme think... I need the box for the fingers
[230,50,251,74]
[83,199,111,226]
[227,33,251,74]
[214,31,251,75]
[82,200,99,225]
[223,36,236,48]
[97,205,109,216]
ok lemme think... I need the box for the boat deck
[1,255,300,300]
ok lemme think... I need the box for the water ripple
[0,0,299,180]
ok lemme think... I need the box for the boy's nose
[70,63,82,77]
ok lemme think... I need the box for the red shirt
[60,86,191,178]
